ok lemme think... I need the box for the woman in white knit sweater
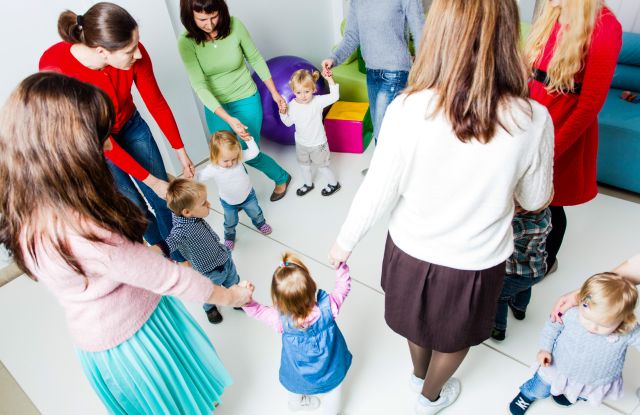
[329,0,554,414]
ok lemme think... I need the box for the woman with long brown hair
[329,0,554,413]
[525,0,622,273]
[0,72,252,414]
[40,2,195,261]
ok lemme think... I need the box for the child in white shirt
[280,69,341,197]
[197,131,272,250]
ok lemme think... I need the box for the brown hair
[180,0,231,45]
[166,178,206,215]
[209,130,242,164]
[405,0,530,143]
[271,252,317,325]
[0,72,147,279]
[578,272,638,334]
[57,2,138,51]
[288,69,320,93]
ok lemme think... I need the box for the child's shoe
[288,395,321,412]
[551,394,573,406]
[509,392,533,415]
[296,184,314,196]
[491,327,506,341]
[410,373,425,393]
[206,306,223,324]
[321,182,341,196]
[509,303,526,320]
[224,239,235,250]
[258,223,272,235]
[414,378,461,414]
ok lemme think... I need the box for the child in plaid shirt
[492,207,552,341]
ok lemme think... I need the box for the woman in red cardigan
[40,2,195,260]
[525,0,622,272]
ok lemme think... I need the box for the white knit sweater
[337,89,554,270]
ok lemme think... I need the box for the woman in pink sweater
[0,72,253,414]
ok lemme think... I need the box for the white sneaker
[410,373,425,393]
[288,395,321,412]
[414,378,461,415]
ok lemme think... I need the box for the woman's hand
[143,175,169,199]
[328,242,351,269]
[176,148,195,179]
[321,59,335,77]
[537,351,552,367]
[227,283,254,307]
[550,290,579,323]
[272,91,287,114]
[228,117,251,140]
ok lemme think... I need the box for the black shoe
[270,175,292,202]
[206,306,223,324]
[296,183,314,196]
[321,182,341,196]
[509,392,533,415]
[233,307,244,311]
[509,303,526,320]
[551,394,573,406]
[491,327,506,341]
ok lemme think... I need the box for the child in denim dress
[165,178,240,324]
[197,130,272,250]
[242,253,352,414]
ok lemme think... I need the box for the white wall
[607,0,640,33]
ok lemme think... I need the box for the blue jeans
[494,273,545,330]
[366,69,409,143]
[520,372,551,401]
[219,189,265,241]
[107,111,184,262]
[203,258,240,312]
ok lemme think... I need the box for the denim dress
[279,290,352,394]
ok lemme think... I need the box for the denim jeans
[366,69,409,143]
[203,258,240,312]
[494,273,545,330]
[107,111,184,262]
[219,189,265,241]
[520,372,551,401]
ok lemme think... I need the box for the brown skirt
[381,234,505,353]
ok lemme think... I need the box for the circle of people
[1,0,639,414]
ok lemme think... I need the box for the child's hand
[279,106,288,115]
[328,241,351,269]
[239,135,254,142]
[238,280,255,293]
[537,351,552,367]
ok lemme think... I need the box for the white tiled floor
[1,139,640,415]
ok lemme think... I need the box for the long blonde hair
[525,0,604,94]
[406,0,529,143]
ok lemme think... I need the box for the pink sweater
[22,224,214,352]
[243,264,351,333]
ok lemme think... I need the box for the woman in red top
[40,2,195,260]
[525,0,622,272]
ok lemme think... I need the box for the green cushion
[332,61,369,102]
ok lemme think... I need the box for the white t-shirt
[280,84,340,147]
[337,89,554,270]
[197,138,259,205]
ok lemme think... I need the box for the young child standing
[165,178,240,324]
[197,131,272,250]
[279,69,341,197]
[509,272,640,414]
[242,253,352,414]
[492,207,552,341]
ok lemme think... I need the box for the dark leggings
[545,206,567,272]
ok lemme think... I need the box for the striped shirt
[506,208,552,279]
[165,214,229,274]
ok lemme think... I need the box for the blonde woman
[525,0,622,273]
[329,0,554,413]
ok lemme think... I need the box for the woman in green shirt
[178,0,291,201]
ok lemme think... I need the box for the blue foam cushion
[618,32,640,66]
[599,88,640,131]
[610,64,640,92]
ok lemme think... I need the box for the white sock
[318,167,337,186]
[299,165,313,186]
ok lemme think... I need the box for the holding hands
[176,148,195,179]
[228,117,251,140]
[321,58,335,78]
[537,350,552,367]
[226,280,254,307]
[328,242,351,269]
[272,91,287,114]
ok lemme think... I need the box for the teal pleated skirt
[77,296,232,414]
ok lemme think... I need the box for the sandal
[296,184,315,196]
[321,182,341,196]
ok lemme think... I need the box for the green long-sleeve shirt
[177,17,271,112]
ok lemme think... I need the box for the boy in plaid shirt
[491,207,552,341]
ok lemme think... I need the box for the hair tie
[280,261,289,268]
[76,14,84,28]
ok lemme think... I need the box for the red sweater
[39,42,185,181]
[528,8,622,206]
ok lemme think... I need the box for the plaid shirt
[165,214,229,274]
[506,208,552,279]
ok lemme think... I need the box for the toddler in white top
[197,130,272,250]
[280,69,341,197]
